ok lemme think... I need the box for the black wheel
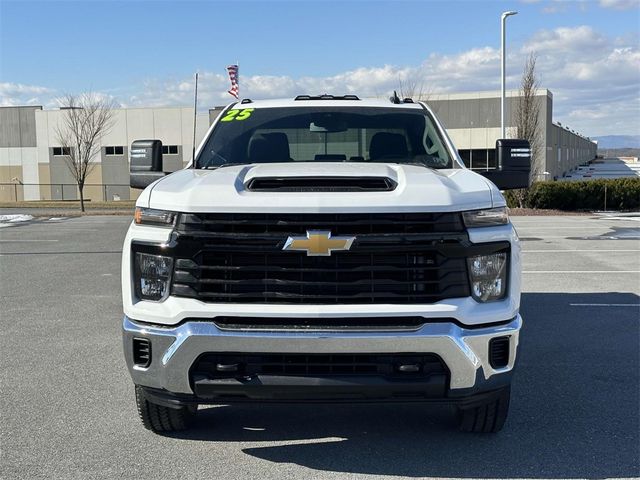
[456,386,510,433]
[135,385,197,433]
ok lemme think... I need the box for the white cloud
[542,4,566,14]
[523,25,609,53]
[517,26,639,134]
[598,0,640,10]
[521,0,639,14]
[2,26,638,136]
[124,66,419,107]
[0,82,55,106]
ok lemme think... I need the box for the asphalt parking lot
[1,213,639,480]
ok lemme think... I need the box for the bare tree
[397,76,425,101]
[512,53,543,206]
[396,69,433,104]
[55,93,115,212]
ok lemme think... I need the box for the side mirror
[478,139,531,190]
[130,139,165,189]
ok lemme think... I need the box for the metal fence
[0,183,133,202]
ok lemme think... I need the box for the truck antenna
[191,72,199,167]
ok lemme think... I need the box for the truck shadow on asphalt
[173,292,640,479]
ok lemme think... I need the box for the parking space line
[516,226,640,229]
[0,251,121,256]
[570,303,640,307]
[523,270,640,273]
[521,232,640,241]
[0,239,59,242]
[523,249,640,253]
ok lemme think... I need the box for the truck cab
[122,95,530,434]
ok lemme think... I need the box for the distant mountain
[592,135,640,149]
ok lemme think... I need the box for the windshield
[196,106,455,169]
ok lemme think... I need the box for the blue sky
[1,0,639,135]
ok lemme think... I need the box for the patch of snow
[47,217,67,221]
[0,214,34,223]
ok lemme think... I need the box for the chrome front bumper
[123,315,522,396]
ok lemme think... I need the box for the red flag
[226,64,239,99]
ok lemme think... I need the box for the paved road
[1,214,639,479]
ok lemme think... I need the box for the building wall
[101,146,129,200]
[24,107,210,201]
[0,106,42,200]
[0,165,24,201]
[549,123,598,179]
[426,90,595,179]
[49,151,77,200]
[209,107,225,126]
[428,93,519,129]
[0,106,40,147]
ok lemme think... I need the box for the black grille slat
[179,212,464,236]
[173,242,466,255]
[132,338,151,367]
[192,353,447,379]
[174,276,461,287]
[489,337,510,368]
[175,288,464,301]
[170,212,471,305]
[178,263,446,273]
[211,316,431,330]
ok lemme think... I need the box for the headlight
[462,207,508,227]
[467,252,508,302]
[134,252,173,301]
[134,207,177,227]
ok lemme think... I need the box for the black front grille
[192,353,447,379]
[162,212,493,305]
[169,212,469,304]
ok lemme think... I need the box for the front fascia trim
[122,314,522,393]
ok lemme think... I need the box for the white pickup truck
[122,94,530,434]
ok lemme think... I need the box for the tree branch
[54,92,116,210]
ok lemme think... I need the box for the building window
[472,149,488,170]
[52,147,71,156]
[487,148,497,169]
[105,146,124,155]
[162,145,179,155]
[458,149,471,168]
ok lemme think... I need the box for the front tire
[135,385,196,433]
[456,386,510,433]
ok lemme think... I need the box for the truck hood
[143,163,496,213]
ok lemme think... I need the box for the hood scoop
[246,176,397,192]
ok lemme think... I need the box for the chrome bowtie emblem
[283,230,355,256]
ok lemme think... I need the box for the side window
[422,120,451,167]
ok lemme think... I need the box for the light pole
[501,10,518,139]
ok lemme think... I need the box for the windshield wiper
[203,162,250,170]
[398,161,438,169]
[394,154,448,170]
[200,152,249,170]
